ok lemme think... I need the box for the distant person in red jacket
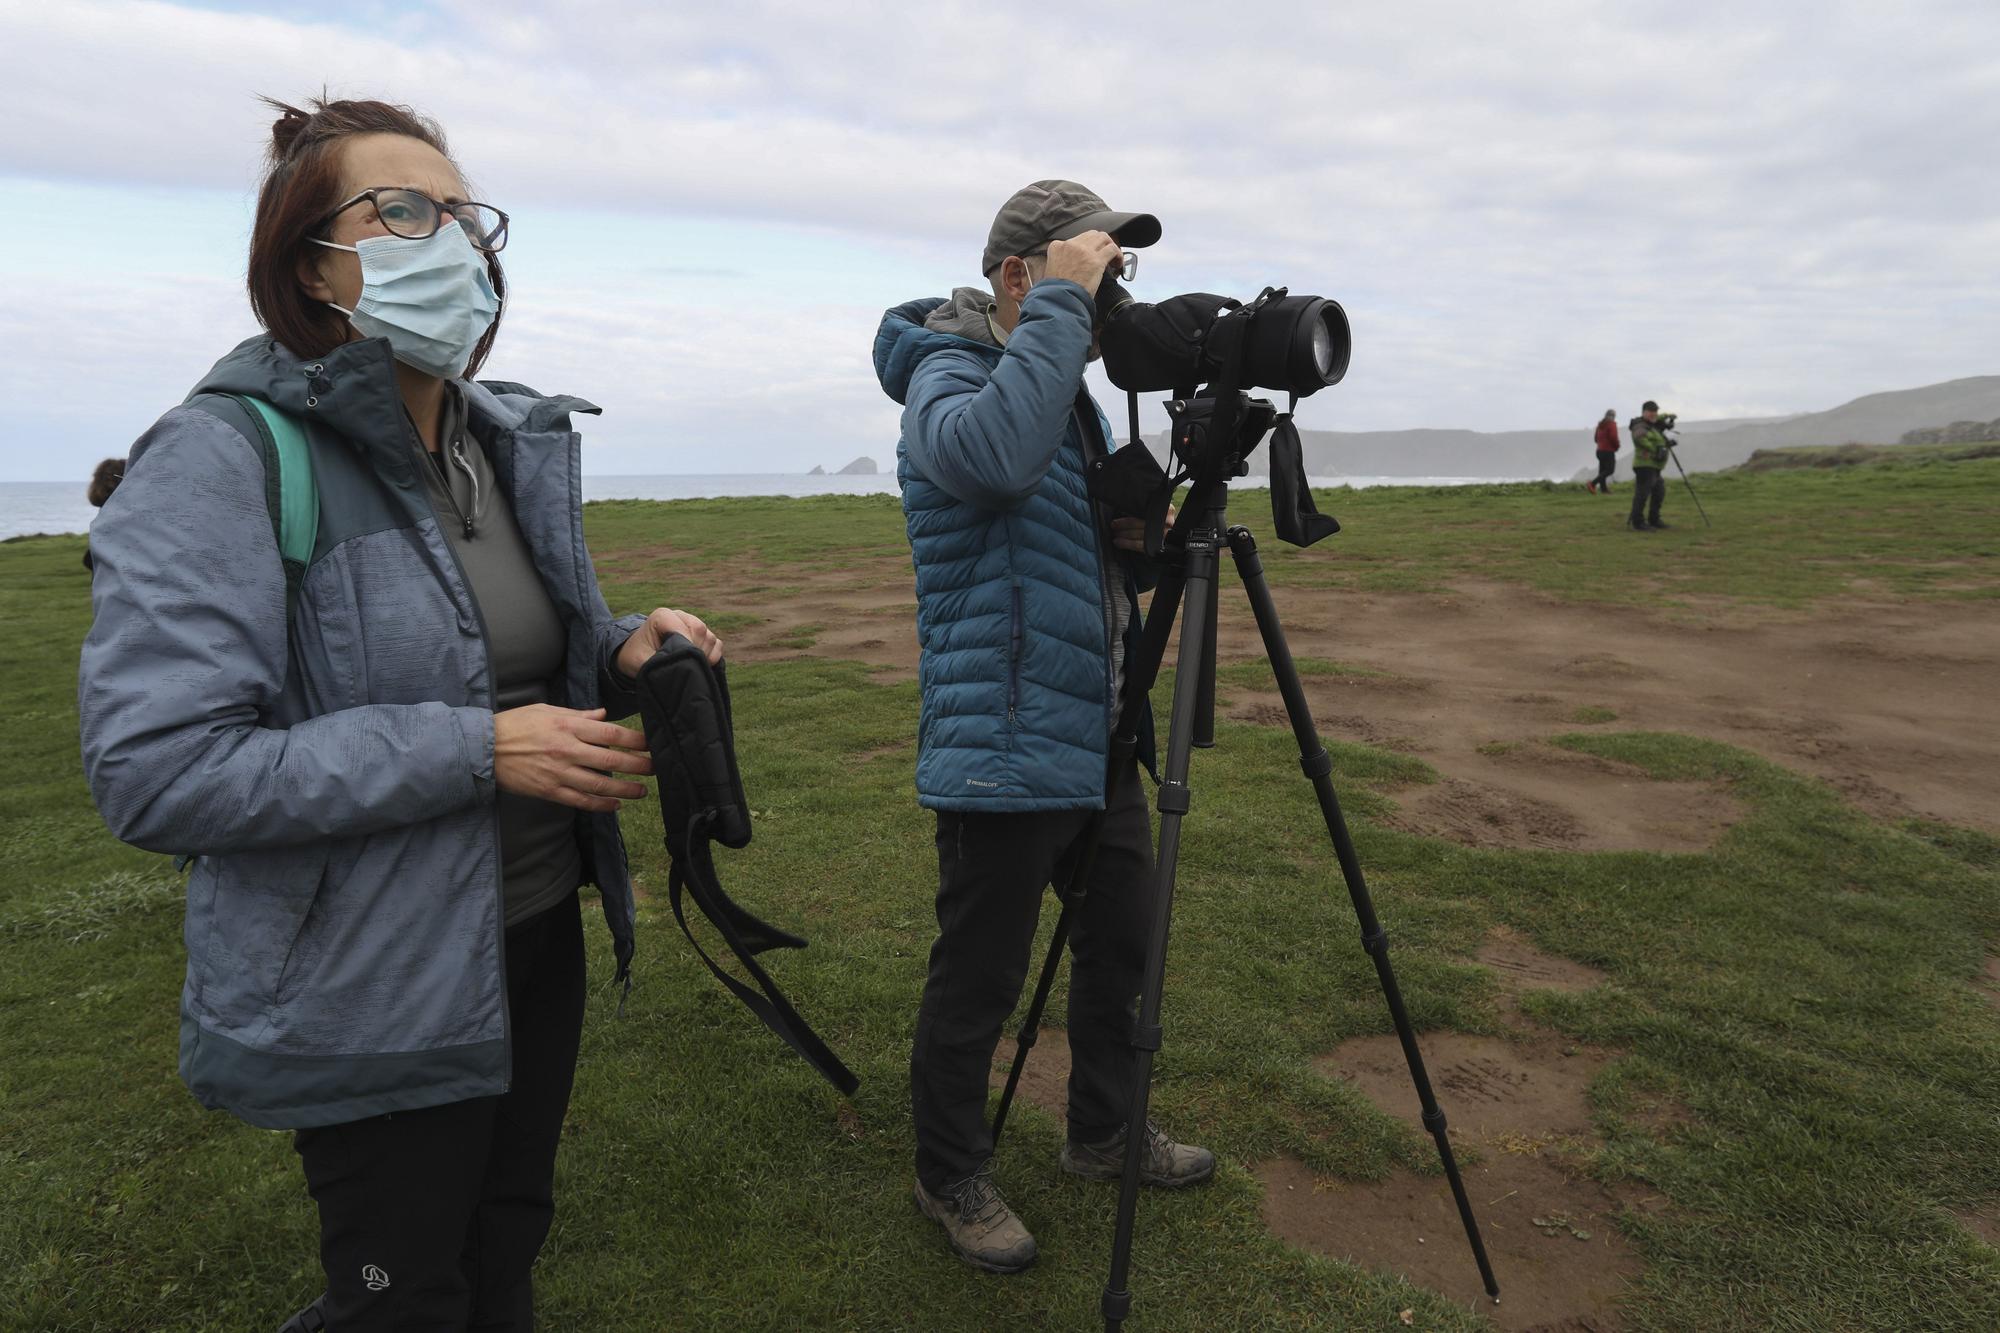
[1586,410,1619,493]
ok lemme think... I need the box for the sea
[1,472,1501,542]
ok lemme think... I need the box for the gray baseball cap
[981,179,1162,275]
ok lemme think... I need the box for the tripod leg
[1193,569,1219,749]
[989,856,1085,1147]
[1225,525,1502,1304]
[990,773,1119,1145]
[1100,524,1219,1333]
[1671,453,1712,528]
[991,560,1189,1151]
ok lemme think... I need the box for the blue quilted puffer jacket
[872,279,1153,812]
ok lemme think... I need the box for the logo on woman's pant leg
[362,1264,391,1292]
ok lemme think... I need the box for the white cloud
[0,0,1995,480]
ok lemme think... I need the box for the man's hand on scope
[1045,230,1125,298]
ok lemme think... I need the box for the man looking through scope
[1629,399,1677,530]
[871,180,1215,1276]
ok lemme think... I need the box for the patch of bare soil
[1958,1205,2000,1250]
[1257,1151,1638,1332]
[1390,778,1590,851]
[672,556,2000,835]
[991,1028,1069,1121]
[693,556,921,682]
[1257,930,1643,1329]
[1477,926,1606,995]
[1316,1031,1609,1143]
[1205,577,2000,837]
[1273,1029,1635,1330]
[1384,744,1741,854]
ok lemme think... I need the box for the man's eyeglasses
[1015,246,1139,282]
[317,188,510,253]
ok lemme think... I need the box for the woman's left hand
[1111,504,1176,553]
[617,607,724,678]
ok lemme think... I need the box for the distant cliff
[1131,374,2000,481]
[1901,418,2000,445]
[835,456,877,476]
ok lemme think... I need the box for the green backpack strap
[229,395,319,615]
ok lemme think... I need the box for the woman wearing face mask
[79,98,718,1330]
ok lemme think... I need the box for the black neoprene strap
[667,814,860,1096]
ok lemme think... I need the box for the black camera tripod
[988,410,1501,1331]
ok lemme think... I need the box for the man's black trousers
[911,758,1158,1192]
[292,890,586,1331]
[1630,466,1666,525]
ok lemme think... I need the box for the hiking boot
[276,1295,328,1333]
[914,1165,1038,1274]
[1648,520,1672,530]
[1628,520,1652,532]
[1061,1120,1216,1188]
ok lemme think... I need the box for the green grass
[1571,706,1620,725]
[766,622,825,651]
[5,458,1999,1330]
[1243,454,2000,608]
[1214,655,1386,691]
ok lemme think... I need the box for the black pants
[1630,467,1665,525]
[1592,451,1616,490]
[293,891,586,1331]
[911,760,1158,1192]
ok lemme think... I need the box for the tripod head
[1166,391,1280,483]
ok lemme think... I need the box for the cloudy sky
[0,0,1994,480]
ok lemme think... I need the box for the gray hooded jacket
[79,334,647,1130]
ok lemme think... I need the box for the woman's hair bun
[265,98,314,157]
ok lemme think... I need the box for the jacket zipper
[1007,582,1023,730]
[449,439,480,539]
[409,424,511,1085]
[1076,403,1120,747]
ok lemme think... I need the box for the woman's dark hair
[247,97,505,376]
[87,457,125,508]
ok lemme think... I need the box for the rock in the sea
[836,456,878,475]
[807,465,826,475]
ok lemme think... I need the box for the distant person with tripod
[872,180,1214,1276]
[1587,409,1618,493]
[1628,400,1674,530]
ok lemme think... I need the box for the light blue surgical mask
[311,222,500,379]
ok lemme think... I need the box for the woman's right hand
[493,705,653,812]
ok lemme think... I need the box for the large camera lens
[1245,293,1349,397]
[1098,284,1349,399]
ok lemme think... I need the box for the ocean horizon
[2,471,1518,542]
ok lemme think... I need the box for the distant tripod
[989,395,1500,1331]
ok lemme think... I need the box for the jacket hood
[872,296,1002,405]
[187,334,600,449]
[923,286,1006,346]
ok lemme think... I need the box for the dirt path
[702,556,2000,842]
[1227,578,2000,839]
[1261,929,1652,1331]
